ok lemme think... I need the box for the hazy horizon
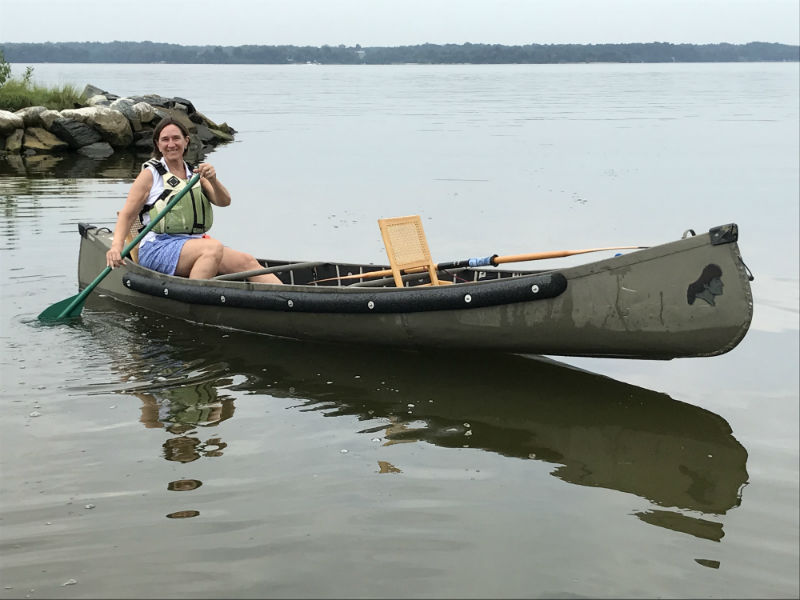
[4,40,797,48]
[1,0,798,47]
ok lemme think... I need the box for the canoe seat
[378,215,448,287]
[119,212,143,264]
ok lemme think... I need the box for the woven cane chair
[378,215,443,287]
[118,212,143,263]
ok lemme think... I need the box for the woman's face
[157,124,188,159]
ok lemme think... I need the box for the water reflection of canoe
[101,314,749,524]
[77,221,754,359]
[256,341,749,518]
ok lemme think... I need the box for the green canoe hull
[75,223,753,359]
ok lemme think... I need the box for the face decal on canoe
[687,264,724,306]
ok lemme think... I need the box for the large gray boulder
[60,106,133,147]
[4,129,24,153]
[16,106,59,129]
[194,111,235,135]
[50,117,103,148]
[86,94,111,107]
[132,101,157,125]
[207,126,233,142]
[193,122,218,144]
[82,84,107,98]
[130,94,195,115]
[58,107,95,123]
[133,129,155,152]
[110,98,142,131]
[0,110,25,136]
[82,84,118,103]
[22,127,70,152]
[150,106,197,134]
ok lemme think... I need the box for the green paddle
[38,173,201,323]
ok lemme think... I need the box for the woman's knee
[241,251,258,266]
[200,238,224,260]
[176,238,224,277]
[221,248,259,272]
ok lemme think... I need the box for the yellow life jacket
[143,159,214,234]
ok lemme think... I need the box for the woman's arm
[106,169,153,268]
[195,163,231,207]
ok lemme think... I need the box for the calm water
[1,63,798,598]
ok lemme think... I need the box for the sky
[1,0,798,47]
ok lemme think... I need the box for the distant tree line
[1,41,797,65]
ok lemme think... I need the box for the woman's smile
[157,124,188,157]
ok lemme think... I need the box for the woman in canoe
[105,117,281,284]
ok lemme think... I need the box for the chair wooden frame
[119,211,143,263]
[378,215,441,287]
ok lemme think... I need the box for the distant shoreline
[7,61,799,66]
[2,41,798,65]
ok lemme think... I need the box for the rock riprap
[0,84,235,163]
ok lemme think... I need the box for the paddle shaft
[312,245,647,285]
[438,245,648,269]
[50,173,201,320]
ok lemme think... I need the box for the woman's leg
[219,247,282,284]
[175,237,224,279]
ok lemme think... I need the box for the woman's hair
[686,263,722,305]
[151,117,191,158]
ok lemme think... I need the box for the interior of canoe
[224,214,548,288]
[113,219,542,289]
[216,259,546,288]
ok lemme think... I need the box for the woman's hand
[195,163,217,182]
[196,162,231,206]
[106,248,124,269]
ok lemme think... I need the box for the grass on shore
[0,62,86,112]
[0,79,86,112]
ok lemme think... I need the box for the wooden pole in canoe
[312,245,647,285]
[483,246,646,267]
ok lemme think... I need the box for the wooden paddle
[311,245,647,285]
[38,174,201,323]
[439,246,648,269]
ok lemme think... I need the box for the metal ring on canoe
[122,271,567,314]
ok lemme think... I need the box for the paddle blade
[37,294,85,323]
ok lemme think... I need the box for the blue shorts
[138,234,200,275]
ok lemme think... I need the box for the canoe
[75,221,754,359]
